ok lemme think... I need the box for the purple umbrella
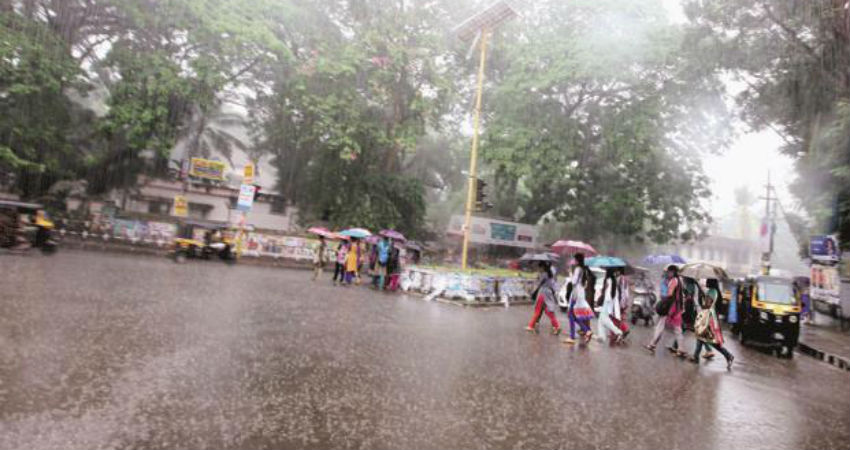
[380,229,406,241]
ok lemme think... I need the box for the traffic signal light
[475,178,493,211]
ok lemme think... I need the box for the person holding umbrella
[312,235,327,280]
[562,253,594,344]
[525,258,561,335]
[598,268,625,344]
[645,264,686,357]
[344,238,361,285]
[332,240,349,286]
[369,236,389,289]
[691,279,735,369]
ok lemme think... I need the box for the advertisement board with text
[447,215,538,249]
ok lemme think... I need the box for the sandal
[551,327,562,336]
[563,338,577,345]
[644,344,656,353]
[525,326,537,333]
[727,354,735,370]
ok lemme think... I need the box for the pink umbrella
[380,229,406,242]
[307,226,335,239]
[549,240,597,256]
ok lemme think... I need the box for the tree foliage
[684,0,850,247]
[479,0,725,245]
[6,0,797,244]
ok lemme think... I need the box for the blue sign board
[810,235,840,263]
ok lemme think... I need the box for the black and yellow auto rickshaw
[172,219,241,264]
[738,275,801,358]
[0,200,57,254]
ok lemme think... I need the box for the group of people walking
[645,265,734,368]
[526,254,628,345]
[525,256,734,370]
[312,235,402,290]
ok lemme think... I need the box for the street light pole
[452,0,517,269]
[461,29,489,270]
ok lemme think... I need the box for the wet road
[1,251,848,450]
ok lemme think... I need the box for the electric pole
[759,172,778,275]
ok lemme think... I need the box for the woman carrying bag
[691,279,735,370]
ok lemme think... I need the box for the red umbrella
[549,240,597,256]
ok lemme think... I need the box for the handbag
[655,295,674,316]
[695,310,714,341]
[655,277,681,316]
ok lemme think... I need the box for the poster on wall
[811,264,840,305]
[810,235,841,263]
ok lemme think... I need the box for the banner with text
[447,215,538,249]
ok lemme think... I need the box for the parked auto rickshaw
[172,219,241,264]
[0,200,57,254]
[738,275,801,358]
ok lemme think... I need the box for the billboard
[810,235,841,263]
[811,264,840,305]
[189,158,227,181]
[447,215,538,249]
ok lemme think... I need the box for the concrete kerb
[796,341,850,372]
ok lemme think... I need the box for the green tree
[0,12,89,197]
[683,0,850,247]
[478,0,725,246]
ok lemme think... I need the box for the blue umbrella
[642,254,686,266]
[339,228,372,239]
[586,255,628,268]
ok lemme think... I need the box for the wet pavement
[1,251,849,450]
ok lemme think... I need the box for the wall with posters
[811,264,841,305]
[399,266,536,303]
[447,215,539,249]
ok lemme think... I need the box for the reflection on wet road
[1,251,848,449]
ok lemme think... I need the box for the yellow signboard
[173,195,188,217]
[189,158,226,180]
[243,162,255,184]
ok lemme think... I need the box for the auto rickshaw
[738,275,801,358]
[172,219,242,264]
[0,200,57,254]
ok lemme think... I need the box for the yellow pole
[462,29,489,270]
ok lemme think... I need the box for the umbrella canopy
[405,241,424,252]
[586,255,628,268]
[550,240,597,256]
[680,262,729,281]
[339,228,372,239]
[307,226,336,239]
[642,254,686,266]
[364,235,381,244]
[520,252,559,263]
[380,229,406,241]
